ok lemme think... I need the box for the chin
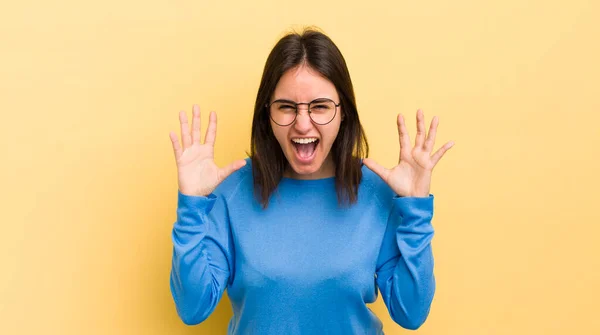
[289,163,321,176]
[285,149,332,179]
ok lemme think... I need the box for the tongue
[296,142,317,158]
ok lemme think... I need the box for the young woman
[168,28,454,334]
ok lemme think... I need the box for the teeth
[292,138,318,144]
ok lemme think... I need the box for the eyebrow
[272,98,296,104]
[272,97,333,103]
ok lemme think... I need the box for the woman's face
[270,64,342,179]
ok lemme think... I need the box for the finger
[191,104,201,145]
[179,110,192,150]
[431,141,455,166]
[424,115,439,152]
[415,109,426,149]
[169,131,183,161]
[363,158,390,182]
[397,114,411,158]
[205,111,217,145]
[218,159,247,181]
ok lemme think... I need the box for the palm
[177,142,219,196]
[386,160,429,198]
[364,109,454,198]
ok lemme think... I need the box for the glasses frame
[265,97,341,126]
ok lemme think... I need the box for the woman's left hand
[363,109,454,198]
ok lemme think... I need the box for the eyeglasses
[266,98,340,126]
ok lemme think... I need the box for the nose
[293,105,313,133]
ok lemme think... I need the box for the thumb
[363,158,389,182]
[219,159,247,181]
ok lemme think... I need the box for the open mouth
[291,138,319,161]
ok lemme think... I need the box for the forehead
[272,64,338,102]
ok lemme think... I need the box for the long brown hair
[250,27,368,208]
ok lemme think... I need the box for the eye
[278,104,295,110]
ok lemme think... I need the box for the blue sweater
[170,158,436,334]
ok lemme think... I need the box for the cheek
[319,123,342,149]
[270,122,287,147]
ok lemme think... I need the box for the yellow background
[2,0,599,334]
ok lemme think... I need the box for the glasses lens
[309,99,336,124]
[270,101,296,125]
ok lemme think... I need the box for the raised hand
[363,109,454,198]
[169,104,246,197]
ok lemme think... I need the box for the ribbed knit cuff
[177,190,217,216]
[392,194,434,221]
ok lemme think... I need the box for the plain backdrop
[1,0,599,334]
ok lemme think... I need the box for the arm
[375,194,435,330]
[169,190,234,325]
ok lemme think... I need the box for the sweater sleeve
[169,190,234,325]
[375,194,436,330]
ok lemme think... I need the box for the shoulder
[359,159,395,207]
[213,157,253,200]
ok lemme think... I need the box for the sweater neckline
[280,175,336,186]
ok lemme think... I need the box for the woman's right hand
[169,104,247,197]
